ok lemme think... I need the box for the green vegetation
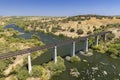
[0,25,44,79]
[45,56,66,76]
[106,38,120,58]
[70,56,81,63]
[31,34,40,40]
[70,68,80,78]
[17,68,29,80]
[31,65,44,77]
[70,28,75,32]
[87,30,92,34]
[77,29,84,35]
[0,59,13,78]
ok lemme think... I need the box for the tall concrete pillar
[94,36,99,46]
[84,38,88,52]
[71,41,75,56]
[54,45,57,64]
[103,34,106,41]
[28,52,32,74]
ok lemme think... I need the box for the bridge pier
[103,34,106,41]
[94,36,99,46]
[54,45,57,64]
[28,53,32,74]
[84,38,88,52]
[71,41,75,56]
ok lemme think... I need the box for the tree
[70,28,75,32]
[87,31,92,34]
[77,29,84,35]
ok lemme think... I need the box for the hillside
[3,15,120,38]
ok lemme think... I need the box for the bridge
[0,31,112,74]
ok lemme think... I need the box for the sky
[0,0,120,16]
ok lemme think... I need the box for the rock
[98,75,100,77]
[112,65,116,69]
[70,68,80,78]
[92,67,98,71]
[100,62,108,65]
[119,73,120,76]
[103,71,107,75]
[80,51,93,56]
[80,51,85,54]
[92,78,95,80]
[83,60,88,62]
[65,56,71,61]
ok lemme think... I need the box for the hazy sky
[0,0,120,16]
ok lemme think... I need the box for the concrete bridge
[0,31,112,74]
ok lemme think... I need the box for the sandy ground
[107,28,120,38]
[4,55,26,76]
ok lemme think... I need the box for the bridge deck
[0,31,112,60]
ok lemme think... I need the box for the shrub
[110,54,118,59]
[107,33,115,41]
[77,29,84,35]
[87,31,92,34]
[17,69,29,80]
[88,38,94,48]
[58,34,65,37]
[31,65,44,77]
[46,56,66,75]
[70,28,75,32]
[31,34,40,40]
[106,48,118,55]
[51,27,58,33]
[70,56,81,63]
[92,45,101,51]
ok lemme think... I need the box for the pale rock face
[103,71,107,75]
[119,73,120,76]
[92,67,99,71]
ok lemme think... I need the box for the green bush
[77,29,84,35]
[31,65,44,77]
[70,56,81,63]
[87,31,92,34]
[70,28,75,32]
[31,34,40,40]
[106,48,118,55]
[92,45,101,51]
[107,33,115,41]
[46,56,66,75]
[17,69,29,80]
[110,54,118,59]
[51,27,58,33]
